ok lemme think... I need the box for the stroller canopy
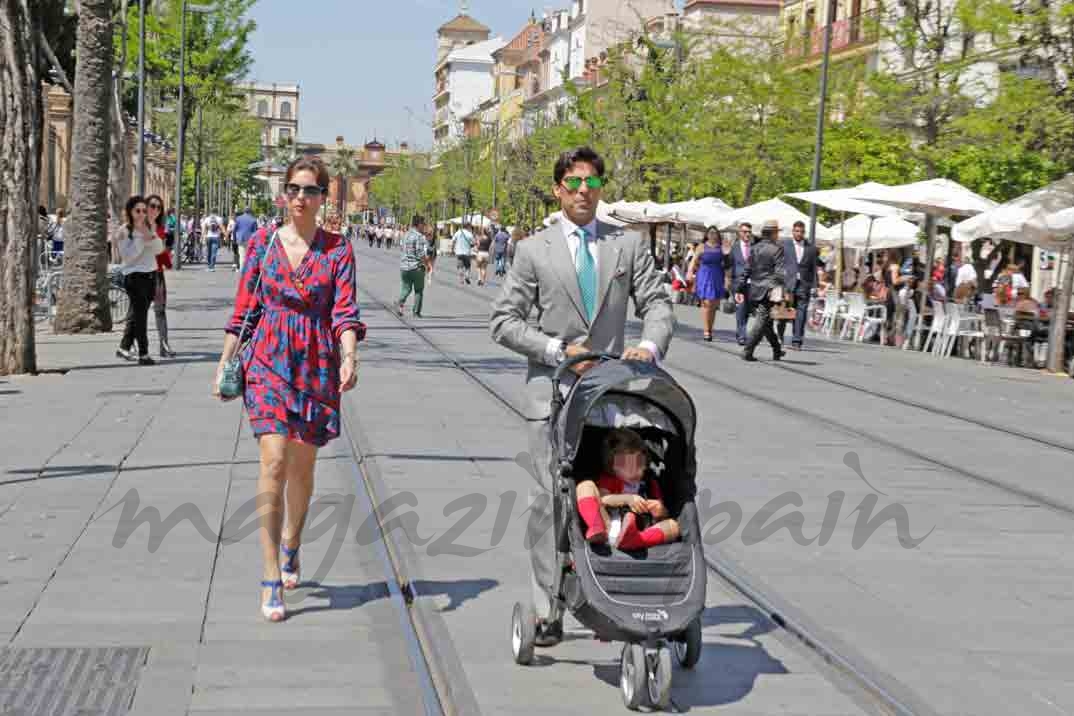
[554,360,697,464]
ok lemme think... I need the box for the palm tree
[328,146,358,220]
[54,0,115,334]
[0,0,47,374]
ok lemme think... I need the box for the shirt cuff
[544,337,563,367]
[638,340,663,364]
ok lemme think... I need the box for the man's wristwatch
[553,341,567,365]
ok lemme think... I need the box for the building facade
[434,10,496,148]
[682,0,780,48]
[238,81,300,198]
[434,36,504,148]
[39,83,175,213]
[522,0,676,129]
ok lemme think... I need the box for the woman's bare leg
[258,435,288,604]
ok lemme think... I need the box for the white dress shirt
[955,262,977,286]
[542,216,660,365]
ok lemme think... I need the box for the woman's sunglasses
[132,207,146,214]
[561,176,605,192]
[148,202,163,210]
[285,183,326,200]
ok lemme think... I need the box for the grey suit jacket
[490,220,675,419]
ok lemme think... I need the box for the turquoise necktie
[575,228,597,321]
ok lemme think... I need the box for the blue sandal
[260,580,285,622]
[281,545,300,590]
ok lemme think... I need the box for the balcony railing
[783,9,879,60]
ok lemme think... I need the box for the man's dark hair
[793,220,806,230]
[739,222,752,231]
[411,214,426,227]
[553,146,605,184]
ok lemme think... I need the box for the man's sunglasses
[561,176,606,192]
[285,183,326,199]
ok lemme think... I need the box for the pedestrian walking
[686,226,728,341]
[492,225,510,277]
[214,156,365,623]
[491,145,673,479]
[737,220,785,362]
[729,223,753,346]
[776,220,818,350]
[202,209,224,271]
[146,194,176,358]
[231,206,258,271]
[115,195,165,366]
[475,227,493,286]
[398,215,432,317]
[452,222,475,284]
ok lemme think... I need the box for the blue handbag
[218,231,277,400]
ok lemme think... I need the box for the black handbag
[721,297,736,314]
[217,231,278,400]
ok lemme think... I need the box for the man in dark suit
[729,222,753,345]
[737,220,785,362]
[777,220,819,350]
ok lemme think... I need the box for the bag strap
[235,229,279,345]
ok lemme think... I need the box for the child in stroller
[576,428,681,551]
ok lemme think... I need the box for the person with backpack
[202,209,224,271]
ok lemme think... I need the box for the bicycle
[108,266,130,326]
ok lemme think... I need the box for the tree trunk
[54,0,114,333]
[0,0,44,375]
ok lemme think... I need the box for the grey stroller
[511,354,706,711]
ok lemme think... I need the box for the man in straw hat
[736,219,785,362]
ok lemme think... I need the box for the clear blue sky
[247,0,550,150]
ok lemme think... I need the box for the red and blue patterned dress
[225,227,365,446]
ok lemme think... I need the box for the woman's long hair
[146,194,166,232]
[124,195,147,231]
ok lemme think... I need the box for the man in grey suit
[490,146,675,422]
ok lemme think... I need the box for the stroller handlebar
[551,352,621,404]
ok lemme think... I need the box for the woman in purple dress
[687,226,728,341]
[214,157,365,622]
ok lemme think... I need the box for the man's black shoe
[773,349,785,362]
[743,353,757,362]
[737,339,746,346]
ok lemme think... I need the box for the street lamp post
[173,2,214,270]
[810,0,837,283]
[136,0,147,195]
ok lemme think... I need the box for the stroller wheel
[534,619,563,647]
[675,617,703,669]
[647,646,673,710]
[511,601,537,665]
[620,644,647,711]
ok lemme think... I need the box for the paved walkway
[5,240,1071,715]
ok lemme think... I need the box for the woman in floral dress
[214,157,365,622]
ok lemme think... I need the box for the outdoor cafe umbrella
[786,182,905,292]
[668,197,736,229]
[952,174,1074,373]
[722,198,834,240]
[828,214,921,251]
[854,178,998,320]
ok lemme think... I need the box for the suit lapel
[545,225,588,324]
[594,222,622,321]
